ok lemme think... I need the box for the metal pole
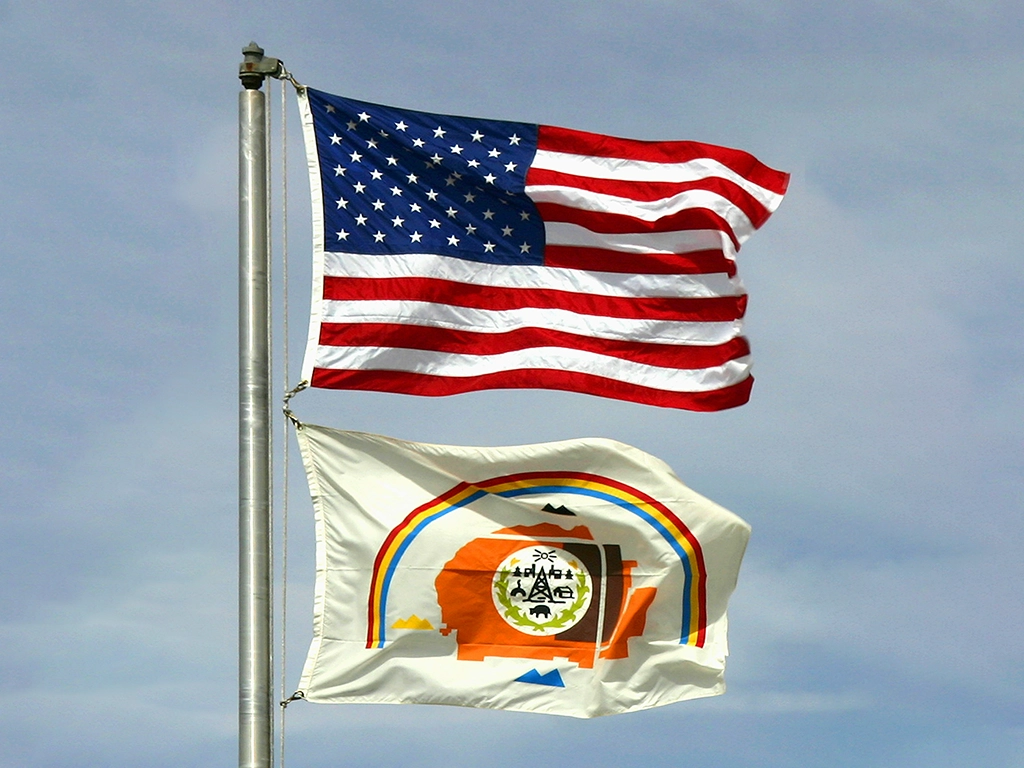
[238,41,280,768]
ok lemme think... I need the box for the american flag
[299,87,788,410]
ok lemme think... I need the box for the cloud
[704,690,873,714]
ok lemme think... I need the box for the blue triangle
[515,668,565,688]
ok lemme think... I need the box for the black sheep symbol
[529,604,551,618]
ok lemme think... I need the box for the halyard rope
[264,76,277,762]
[272,63,308,767]
[278,74,289,768]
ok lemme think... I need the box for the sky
[1,1,1022,766]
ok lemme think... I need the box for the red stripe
[322,276,747,322]
[561,474,707,646]
[537,124,791,196]
[366,481,475,648]
[533,202,740,250]
[543,245,737,277]
[319,323,750,369]
[310,367,753,411]
[526,167,773,228]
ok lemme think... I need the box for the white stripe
[314,345,751,393]
[543,222,735,257]
[531,150,785,213]
[320,299,743,345]
[524,184,757,243]
[322,251,744,299]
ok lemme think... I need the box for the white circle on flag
[491,546,593,636]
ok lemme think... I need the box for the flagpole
[238,42,281,768]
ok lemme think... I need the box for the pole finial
[239,41,282,90]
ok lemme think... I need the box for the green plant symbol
[494,568,590,633]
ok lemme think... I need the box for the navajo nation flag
[294,424,751,717]
[298,88,789,410]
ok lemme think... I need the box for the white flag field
[294,423,750,718]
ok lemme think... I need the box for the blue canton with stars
[307,88,545,266]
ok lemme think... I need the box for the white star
[346,120,358,130]
[487,148,501,158]
[335,229,349,240]
[470,130,484,142]
[373,231,386,242]
[409,202,422,212]
[445,207,458,218]
[433,126,446,138]
[501,225,514,237]
[386,156,398,166]
[519,211,531,220]
[410,231,423,243]
[358,111,371,122]
[330,134,342,145]
[426,190,439,201]
[483,241,496,252]
[465,224,477,234]
[372,199,386,211]
[482,209,495,220]
[449,144,463,155]
[391,215,405,227]
[427,153,443,167]
[508,133,521,145]
[412,137,426,148]
[349,150,363,162]
[366,138,378,149]
[467,159,480,168]
[519,242,531,253]
[483,173,497,184]
[447,235,460,246]
[333,165,346,176]
[428,219,441,229]
[354,214,368,225]
[379,129,388,137]
[505,162,518,172]
[390,186,403,196]
[335,197,348,209]
[406,173,419,184]
[464,191,476,203]
[353,182,366,194]
[370,169,383,180]
[325,104,336,113]
[395,120,408,131]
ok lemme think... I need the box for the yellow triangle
[392,614,434,630]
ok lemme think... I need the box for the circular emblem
[491,546,592,635]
